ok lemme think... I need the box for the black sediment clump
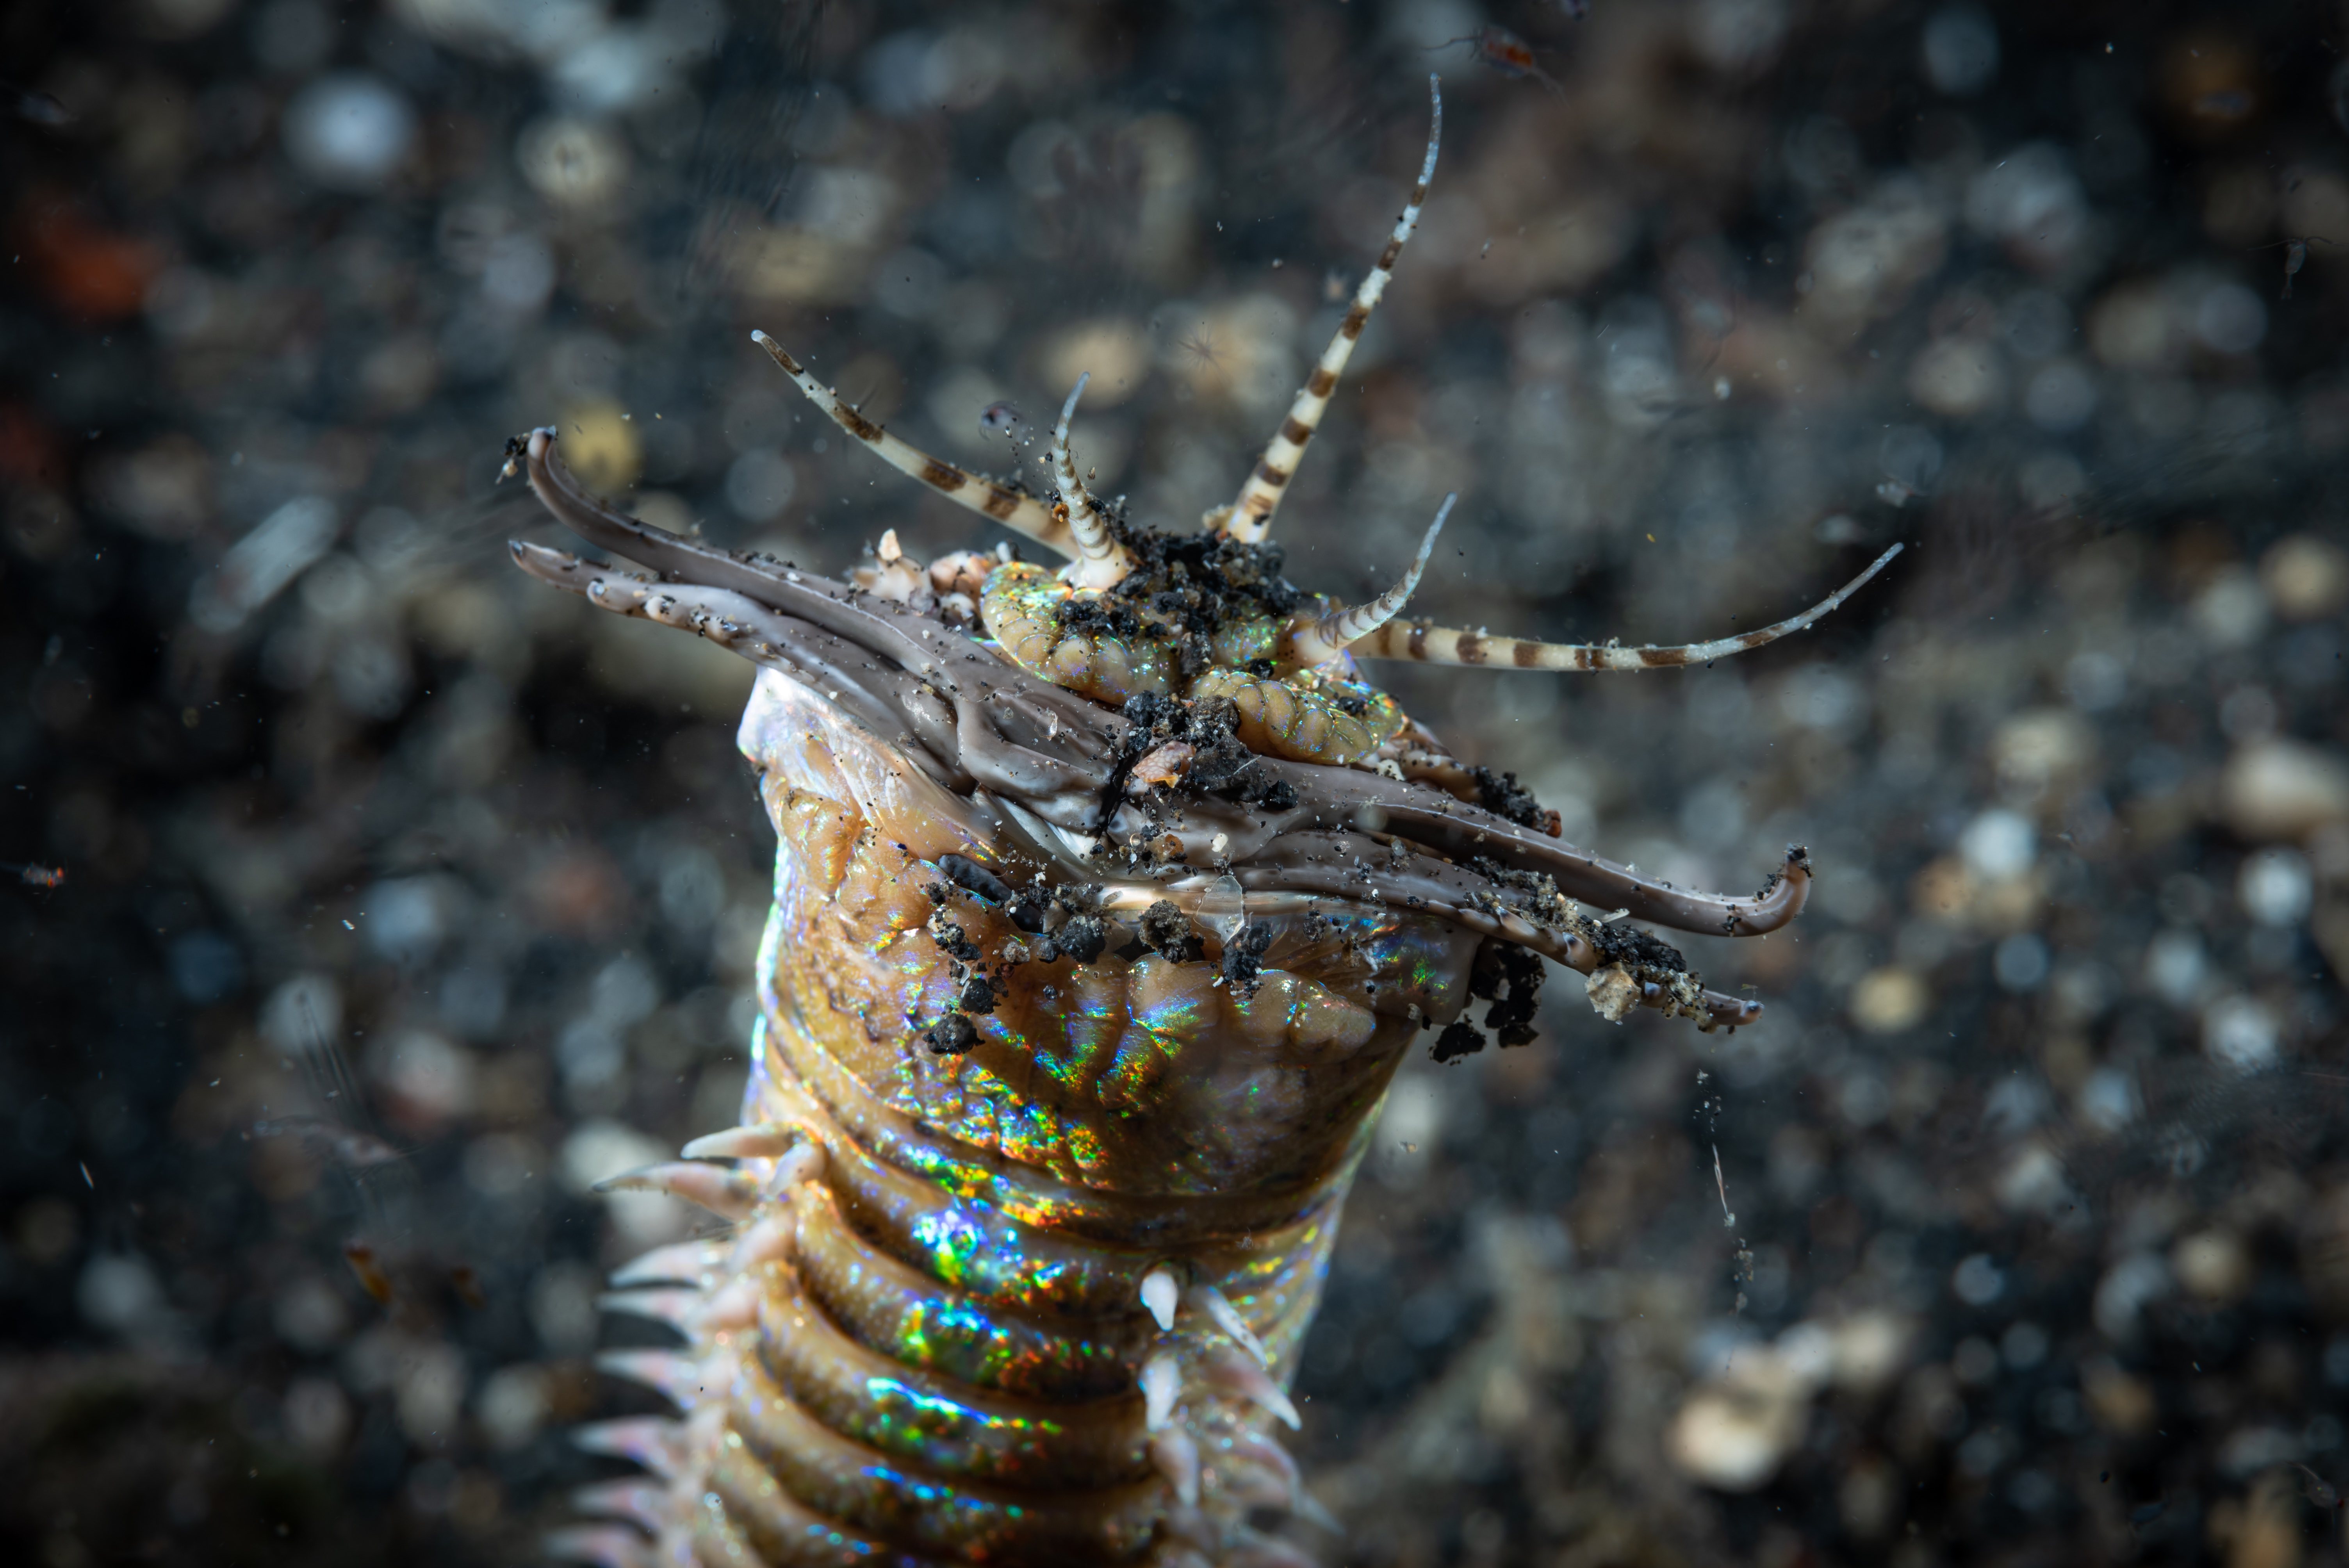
[1104,523,1304,634]
[1435,941,1548,1062]
[930,864,1076,940]
[925,907,983,966]
[1470,859,1690,976]
[1220,920,1274,998]
[1470,766,1563,837]
[1003,886,1051,933]
[1139,899,1204,963]
[938,852,1016,907]
[1054,912,1108,962]
[957,973,999,1015]
[1116,691,1295,808]
[1055,593,1150,643]
[1431,1020,1486,1062]
[1470,939,1547,1048]
[924,1014,978,1055]
[1583,919,1688,974]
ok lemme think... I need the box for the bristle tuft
[1151,1428,1202,1507]
[1141,1267,1180,1332]
[597,1287,706,1335]
[1204,1346,1301,1429]
[573,1417,684,1478]
[572,1479,672,1532]
[1142,1352,1182,1432]
[680,1123,800,1160]
[592,1161,757,1221]
[594,1349,708,1411]
[1191,1283,1272,1368]
[609,1239,724,1290]
[542,1524,654,1568]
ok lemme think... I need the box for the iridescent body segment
[978,563,1183,708]
[1188,665,1405,767]
[640,667,1461,1566]
[506,71,1900,1568]
[979,563,1398,765]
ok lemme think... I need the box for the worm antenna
[1287,494,1453,666]
[750,330,1076,559]
[1355,543,1903,670]
[1220,74,1442,545]
[1050,372,1137,590]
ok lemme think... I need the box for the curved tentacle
[1352,544,1902,670]
[750,331,1077,559]
[1049,373,1137,590]
[1218,75,1443,545]
[1283,494,1453,668]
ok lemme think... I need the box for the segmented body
[699,671,1460,1563]
[978,562,1187,706]
[978,564,1400,766]
[507,75,1896,1568]
[1186,666,1403,768]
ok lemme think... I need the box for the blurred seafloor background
[4,0,2349,1563]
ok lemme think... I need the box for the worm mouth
[506,426,1799,1028]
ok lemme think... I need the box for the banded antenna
[1285,494,1454,668]
[1218,75,1443,546]
[752,330,1078,560]
[1048,373,1137,590]
[1351,545,1904,670]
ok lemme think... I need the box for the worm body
[510,76,1891,1568]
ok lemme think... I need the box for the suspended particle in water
[2253,235,2332,301]
[450,1265,488,1311]
[250,1115,406,1171]
[1174,325,1226,372]
[2,79,73,127]
[1435,26,1567,95]
[343,1240,395,1306]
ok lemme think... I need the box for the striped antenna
[1049,373,1136,590]
[1353,545,1903,670]
[1219,75,1442,545]
[1287,494,1454,667]
[750,331,1076,559]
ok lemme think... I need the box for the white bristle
[1192,1283,1269,1368]
[1150,1427,1202,1507]
[1142,1352,1182,1432]
[1140,1267,1180,1332]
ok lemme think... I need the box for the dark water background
[4,1,2348,1563]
